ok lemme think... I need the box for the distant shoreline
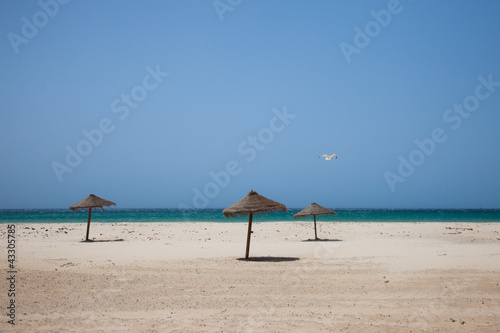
[2,208,500,223]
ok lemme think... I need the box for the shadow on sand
[237,256,300,262]
[80,239,125,243]
[301,238,343,242]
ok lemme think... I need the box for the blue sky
[1,0,499,209]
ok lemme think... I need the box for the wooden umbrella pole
[245,213,253,259]
[85,208,92,241]
[313,215,318,240]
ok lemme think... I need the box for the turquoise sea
[1,209,500,224]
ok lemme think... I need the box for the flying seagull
[319,154,337,160]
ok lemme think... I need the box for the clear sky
[1,0,499,209]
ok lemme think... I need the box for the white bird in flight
[319,154,337,160]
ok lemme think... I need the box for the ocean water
[1,209,500,224]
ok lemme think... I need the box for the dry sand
[1,221,500,332]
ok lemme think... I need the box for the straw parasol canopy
[223,190,287,259]
[70,194,116,241]
[294,202,336,240]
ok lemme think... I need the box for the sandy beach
[1,221,500,332]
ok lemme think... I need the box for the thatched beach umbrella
[70,194,116,241]
[223,190,287,259]
[294,203,336,240]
